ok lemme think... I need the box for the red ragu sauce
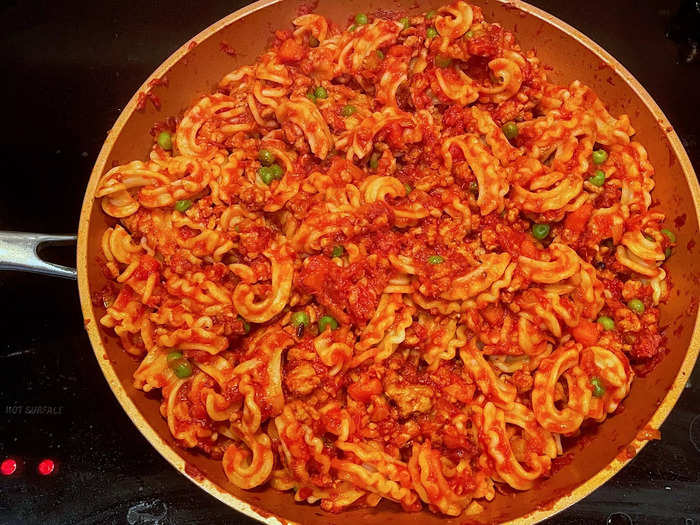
[92,1,675,517]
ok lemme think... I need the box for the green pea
[376,49,385,60]
[597,316,615,331]
[318,315,338,332]
[465,30,474,38]
[174,199,193,212]
[532,223,550,240]
[592,149,608,164]
[239,316,250,334]
[341,104,357,117]
[355,13,368,25]
[434,54,452,68]
[314,86,328,99]
[428,255,444,264]
[590,376,605,397]
[166,351,183,362]
[426,27,438,38]
[660,228,676,243]
[306,90,316,102]
[259,166,275,185]
[665,247,672,259]
[157,131,172,150]
[331,245,344,258]
[348,24,357,32]
[627,298,645,314]
[270,163,284,179]
[172,359,193,379]
[502,121,518,140]
[309,35,320,48]
[259,149,275,166]
[399,17,411,29]
[469,180,479,193]
[291,311,310,327]
[369,152,380,170]
[589,169,606,187]
[425,9,437,19]
[404,183,412,194]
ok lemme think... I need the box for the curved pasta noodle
[222,432,274,489]
[233,245,294,323]
[531,344,592,434]
[275,97,333,159]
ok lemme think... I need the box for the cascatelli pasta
[93,2,675,516]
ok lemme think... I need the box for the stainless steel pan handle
[0,231,77,280]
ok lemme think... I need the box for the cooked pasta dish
[93,2,675,516]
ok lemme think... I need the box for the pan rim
[76,0,700,523]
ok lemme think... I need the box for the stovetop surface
[0,1,698,524]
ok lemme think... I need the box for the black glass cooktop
[0,0,698,524]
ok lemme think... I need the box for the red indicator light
[1,458,17,476]
[37,459,55,476]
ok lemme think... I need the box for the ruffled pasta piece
[518,243,581,284]
[621,230,664,262]
[376,55,409,108]
[435,252,511,301]
[96,160,168,218]
[581,345,633,422]
[360,175,406,202]
[101,225,144,277]
[100,286,150,356]
[478,55,524,103]
[435,68,479,106]
[511,174,582,213]
[275,97,333,159]
[435,1,474,40]
[352,294,414,367]
[138,156,214,208]
[336,19,402,74]
[473,402,556,490]
[291,211,357,254]
[233,327,293,434]
[133,346,171,391]
[531,343,591,434]
[419,315,468,369]
[333,441,420,511]
[223,431,274,489]
[615,245,661,278]
[177,93,249,158]
[442,135,509,215]
[270,469,368,511]
[292,14,329,41]
[408,441,471,516]
[233,244,294,323]
[339,107,418,161]
[313,329,353,375]
[460,341,517,406]
[274,402,333,487]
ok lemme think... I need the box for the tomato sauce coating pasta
[94,2,674,516]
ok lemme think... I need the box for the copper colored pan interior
[76,0,700,523]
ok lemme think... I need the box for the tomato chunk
[571,318,601,346]
[347,377,382,403]
[278,38,305,63]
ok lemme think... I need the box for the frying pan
[1,0,698,523]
